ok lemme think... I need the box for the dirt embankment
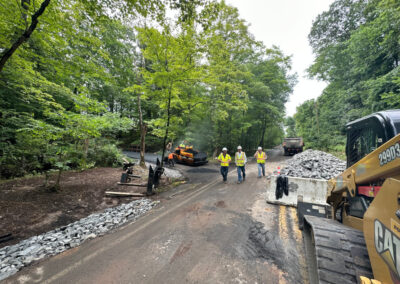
[0,166,171,249]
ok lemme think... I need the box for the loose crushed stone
[145,162,184,180]
[281,149,346,180]
[0,199,158,281]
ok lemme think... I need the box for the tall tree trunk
[161,86,172,167]
[227,114,232,150]
[83,138,89,164]
[259,116,267,147]
[52,169,62,192]
[0,0,51,72]
[241,110,245,146]
[140,124,147,167]
[43,171,49,187]
[218,122,223,151]
[137,93,146,168]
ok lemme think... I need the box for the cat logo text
[375,219,400,279]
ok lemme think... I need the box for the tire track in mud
[276,204,308,284]
[245,204,308,284]
[280,205,310,283]
[245,205,290,280]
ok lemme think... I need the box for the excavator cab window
[346,119,385,167]
[346,110,400,167]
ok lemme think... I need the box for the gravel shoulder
[0,165,182,249]
[0,199,158,281]
[0,163,184,282]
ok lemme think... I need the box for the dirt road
[5,150,308,284]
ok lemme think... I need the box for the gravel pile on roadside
[281,149,346,180]
[145,162,184,179]
[0,199,158,281]
[161,166,184,179]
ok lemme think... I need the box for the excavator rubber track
[303,215,373,284]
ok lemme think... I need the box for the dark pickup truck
[283,137,304,156]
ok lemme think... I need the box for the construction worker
[235,146,247,184]
[254,146,267,178]
[217,147,231,183]
[166,141,172,152]
[185,141,193,150]
[179,141,185,148]
[167,152,175,167]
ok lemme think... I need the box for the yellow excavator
[298,110,400,284]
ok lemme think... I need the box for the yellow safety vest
[218,153,231,167]
[235,152,245,166]
[179,144,185,148]
[257,152,266,164]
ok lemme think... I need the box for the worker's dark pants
[220,166,229,181]
[257,163,265,177]
[237,166,245,182]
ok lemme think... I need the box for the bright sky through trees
[225,0,334,116]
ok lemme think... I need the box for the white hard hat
[237,146,242,150]
[222,147,228,151]
[258,146,262,150]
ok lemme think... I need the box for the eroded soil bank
[0,166,176,249]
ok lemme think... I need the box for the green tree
[135,20,204,165]
[0,0,296,181]
[285,117,297,137]
[295,0,400,152]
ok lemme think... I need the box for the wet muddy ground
[6,149,309,284]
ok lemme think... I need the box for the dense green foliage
[294,0,400,152]
[285,116,297,137]
[0,0,294,180]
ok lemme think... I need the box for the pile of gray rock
[281,149,346,180]
[147,162,183,180]
[0,199,158,281]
